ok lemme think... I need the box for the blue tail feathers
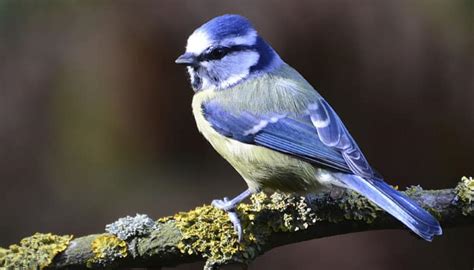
[336,174,442,241]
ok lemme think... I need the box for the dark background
[0,1,473,269]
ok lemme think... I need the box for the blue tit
[175,14,442,242]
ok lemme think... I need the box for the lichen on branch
[455,176,474,216]
[0,177,473,270]
[0,233,72,269]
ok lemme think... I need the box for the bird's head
[176,14,282,92]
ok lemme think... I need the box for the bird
[175,14,442,242]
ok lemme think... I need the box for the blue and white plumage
[176,14,442,241]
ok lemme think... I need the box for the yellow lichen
[0,233,73,269]
[455,176,474,215]
[87,234,128,267]
[163,188,424,266]
[162,192,320,265]
[171,204,243,263]
[157,215,173,223]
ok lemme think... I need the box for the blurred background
[0,0,473,269]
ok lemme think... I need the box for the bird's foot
[213,197,239,211]
[212,198,243,241]
[211,189,253,242]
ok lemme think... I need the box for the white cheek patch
[212,51,260,89]
[186,30,212,55]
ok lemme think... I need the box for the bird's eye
[207,47,228,60]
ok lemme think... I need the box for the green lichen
[87,234,128,268]
[159,192,320,266]
[0,233,73,269]
[169,204,246,264]
[136,220,180,258]
[404,185,424,196]
[246,192,319,232]
[455,176,474,216]
[339,190,380,223]
[404,186,446,220]
[162,187,429,266]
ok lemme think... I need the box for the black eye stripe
[198,45,255,61]
[227,45,254,51]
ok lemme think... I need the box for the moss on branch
[1,177,473,270]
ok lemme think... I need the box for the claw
[227,210,242,242]
[212,198,243,241]
[211,189,253,242]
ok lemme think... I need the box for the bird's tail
[335,173,442,241]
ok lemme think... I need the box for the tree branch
[1,177,473,269]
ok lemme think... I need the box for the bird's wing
[307,97,375,179]
[202,100,354,174]
[202,93,376,179]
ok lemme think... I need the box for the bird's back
[211,63,320,116]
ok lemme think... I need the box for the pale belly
[192,93,335,194]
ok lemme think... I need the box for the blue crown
[198,14,255,40]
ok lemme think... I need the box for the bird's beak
[175,53,198,66]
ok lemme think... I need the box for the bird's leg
[212,189,252,210]
[212,189,252,241]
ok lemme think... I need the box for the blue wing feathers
[372,180,442,229]
[203,102,255,142]
[308,100,341,146]
[255,118,350,170]
[202,100,442,240]
[309,99,375,179]
[338,174,442,241]
[255,133,349,171]
[203,102,351,173]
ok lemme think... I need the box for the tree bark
[1,177,473,270]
